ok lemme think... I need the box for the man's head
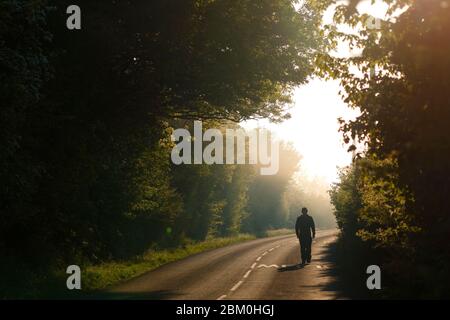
[301,207,308,215]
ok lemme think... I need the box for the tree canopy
[0,0,324,297]
[326,0,450,298]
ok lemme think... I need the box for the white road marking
[230,280,243,292]
[218,238,289,297]
[257,264,279,269]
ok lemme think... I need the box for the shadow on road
[305,239,373,299]
[277,264,305,272]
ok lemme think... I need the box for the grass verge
[265,228,295,237]
[83,234,255,292]
[3,231,293,298]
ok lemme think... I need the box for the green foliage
[0,0,52,264]
[331,157,420,251]
[329,165,362,239]
[0,0,324,298]
[356,156,420,252]
[323,0,450,298]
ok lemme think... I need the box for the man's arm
[295,218,299,238]
[311,217,315,238]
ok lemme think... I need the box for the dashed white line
[243,270,252,278]
[218,241,284,297]
[230,280,243,292]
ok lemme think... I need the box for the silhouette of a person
[295,207,315,265]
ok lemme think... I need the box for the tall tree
[321,0,450,297]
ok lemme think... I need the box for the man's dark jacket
[295,214,315,239]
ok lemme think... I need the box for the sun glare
[242,1,394,185]
[243,79,359,184]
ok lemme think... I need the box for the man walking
[295,207,316,265]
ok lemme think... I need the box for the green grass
[3,231,293,298]
[265,228,295,237]
[83,234,255,292]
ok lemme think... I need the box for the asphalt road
[106,229,346,300]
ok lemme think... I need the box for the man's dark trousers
[299,235,312,263]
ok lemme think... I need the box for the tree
[320,0,450,297]
[1,0,322,297]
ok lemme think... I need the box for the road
[106,229,347,300]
